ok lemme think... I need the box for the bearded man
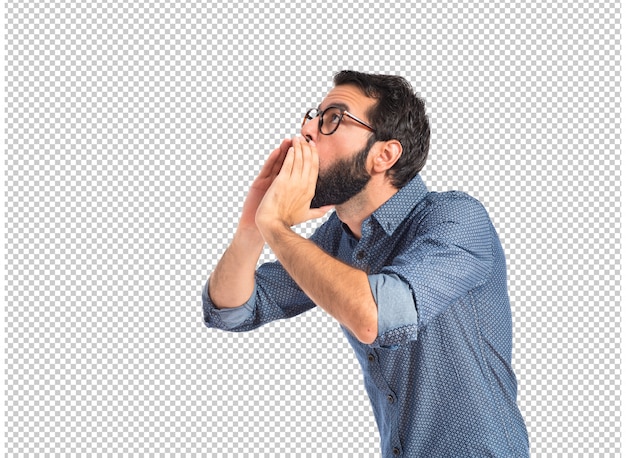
[202,71,530,457]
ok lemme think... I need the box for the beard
[310,140,374,208]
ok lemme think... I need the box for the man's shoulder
[422,188,487,211]
[411,189,492,228]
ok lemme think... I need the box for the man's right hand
[238,138,292,233]
[208,139,292,309]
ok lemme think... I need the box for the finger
[291,136,305,178]
[306,205,334,220]
[262,139,292,179]
[307,140,319,183]
[298,137,311,179]
[299,139,317,202]
[279,145,295,177]
[257,148,280,178]
[271,139,292,176]
[257,140,289,178]
[279,137,293,155]
[298,136,315,180]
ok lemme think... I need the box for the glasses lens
[320,107,343,134]
[302,108,318,127]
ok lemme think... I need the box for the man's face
[301,84,378,208]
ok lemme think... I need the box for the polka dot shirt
[203,174,530,457]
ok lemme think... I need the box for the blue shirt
[202,174,529,457]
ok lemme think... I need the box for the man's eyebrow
[319,102,350,112]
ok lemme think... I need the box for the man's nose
[300,115,319,142]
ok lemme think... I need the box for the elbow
[356,326,377,345]
[353,301,378,345]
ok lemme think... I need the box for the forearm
[262,223,378,344]
[208,227,265,309]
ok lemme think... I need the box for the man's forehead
[320,84,375,112]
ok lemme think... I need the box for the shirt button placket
[386,389,401,456]
[364,350,401,457]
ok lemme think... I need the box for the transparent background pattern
[6,1,620,456]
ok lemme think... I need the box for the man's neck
[335,181,399,239]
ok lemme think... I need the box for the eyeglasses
[302,106,376,135]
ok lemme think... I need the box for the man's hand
[237,138,292,235]
[243,137,377,343]
[207,138,292,309]
[255,137,333,238]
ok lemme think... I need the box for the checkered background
[5,0,620,456]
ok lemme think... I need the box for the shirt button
[392,447,401,455]
[368,353,375,362]
[387,394,394,404]
[356,250,365,260]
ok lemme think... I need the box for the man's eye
[328,111,342,124]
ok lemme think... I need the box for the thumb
[306,205,335,220]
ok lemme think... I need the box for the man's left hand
[255,136,333,237]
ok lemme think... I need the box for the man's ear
[371,140,403,174]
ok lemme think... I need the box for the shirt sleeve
[367,194,496,348]
[202,213,342,333]
[201,279,256,329]
[367,273,418,348]
[202,260,317,332]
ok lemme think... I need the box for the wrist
[256,218,293,246]
[233,225,266,252]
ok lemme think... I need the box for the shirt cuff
[202,279,256,329]
[368,273,419,348]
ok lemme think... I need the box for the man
[202,71,530,457]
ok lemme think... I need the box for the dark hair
[333,70,430,188]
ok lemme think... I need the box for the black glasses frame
[302,106,376,135]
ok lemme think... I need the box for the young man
[202,71,530,457]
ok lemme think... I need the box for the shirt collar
[370,174,429,236]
